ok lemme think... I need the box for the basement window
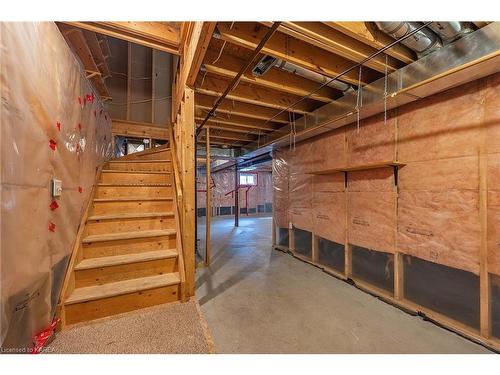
[239,173,257,186]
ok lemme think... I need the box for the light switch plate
[51,178,62,198]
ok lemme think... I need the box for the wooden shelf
[309,161,406,175]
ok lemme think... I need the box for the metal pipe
[196,22,282,136]
[274,59,353,93]
[427,22,472,43]
[375,22,441,55]
[234,164,239,227]
[263,22,433,125]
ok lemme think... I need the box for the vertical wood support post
[234,164,239,227]
[479,148,490,338]
[205,127,212,266]
[182,88,196,296]
[344,171,352,278]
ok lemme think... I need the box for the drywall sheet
[347,169,395,253]
[397,80,483,163]
[0,22,112,350]
[346,111,396,167]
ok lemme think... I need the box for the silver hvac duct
[427,22,472,43]
[273,59,353,93]
[375,22,442,55]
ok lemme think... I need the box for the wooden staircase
[57,146,187,327]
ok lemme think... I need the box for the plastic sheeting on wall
[1,22,113,350]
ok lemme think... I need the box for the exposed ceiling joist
[216,22,380,85]
[194,114,281,132]
[202,49,341,103]
[203,123,272,135]
[64,21,181,55]
[195,73,316,114]
[204,129,257,142]
[322,22,416,64]
[187,22,217,86]
[195,93,291,123]
[198,137,245,147]
[264,22,403,73]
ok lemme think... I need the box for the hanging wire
[107,96,172,106]
[384,54,388,127]
[110,71,152,80]
[211,22,235,65]
[200,70,208,88]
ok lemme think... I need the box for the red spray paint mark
[76,123,82,131]
[49,139,57,151]
[32,318,59,354]
[78,96,82,106]
[78,186,83,193]
[49,200,59,211]
[76,143,81,152]
[48,222,56,232]
[56,122,61,131]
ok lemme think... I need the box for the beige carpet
[46,301,216,354]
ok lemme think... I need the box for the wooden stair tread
[108,159,171,163]
[75,249,178,270]
[88,211,174,221]
[65,273,180,305]
[102,170,171,174]
[93,197,173,202]
[82,229,176,243]
[97,183,172,187]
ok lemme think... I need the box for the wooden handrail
[167,125,187,301]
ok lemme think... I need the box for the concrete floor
[196,215,492,353]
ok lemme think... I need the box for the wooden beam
[203,129,257,142]
[195,93,290,123]
[201,122,271,135]
[323,22,416,64]
[187,22,217,87]
[216,22,380,85]
[181,88,196,296]
[195,73,316,114]
[82,30,111,78]
[479,149,490,338]
[172,22,206,122]
[57,23,110,98]
[266,22,403,73]
[202,49,341,103]
[112,120,169,140]
[65,22,181,55]
[198,137,245,147]
[195,114,281,132]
